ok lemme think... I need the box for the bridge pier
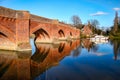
[15,11,31,51]
[0,7,32,51]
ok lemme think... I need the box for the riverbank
[109,35,120,39]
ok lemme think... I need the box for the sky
[0,0,120,29]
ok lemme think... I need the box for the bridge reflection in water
[0,40,80,80]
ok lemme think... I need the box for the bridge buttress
[15,11,31,51]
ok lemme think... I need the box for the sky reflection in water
[35,39,120,80]
[0,39,120,80]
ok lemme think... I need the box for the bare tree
[71,15,82,29]
[90,19,99,28]
[89,19,100,34]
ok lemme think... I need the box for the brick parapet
[0,6,29,19]
[0,6,16,18]
[0,6,79,32]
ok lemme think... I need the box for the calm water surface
[0,39,120,80]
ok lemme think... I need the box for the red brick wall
[82,25,92,36]
[0,6,80,50]
[16,11,30,44]
[30,22,80,42]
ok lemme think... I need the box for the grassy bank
[109,35,120,39]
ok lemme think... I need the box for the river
[0,39,120,80]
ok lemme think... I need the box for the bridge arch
[58,43,65,53]
[0,32,7,37]
[0,24,15,42]
[0,32,14,48]
[58,29,65,37]
[33,28,50,41]
[70,32,72,36]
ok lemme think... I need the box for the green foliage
[80,33,91,38]
[109,33,120,39]
[80,34,87,38]
[108,11,120,39]
[109,24,120,39]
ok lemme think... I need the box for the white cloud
[90,11,108,16]
[113,8,120,11]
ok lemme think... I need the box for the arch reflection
[30,40,80,79]
[0,40,80,80]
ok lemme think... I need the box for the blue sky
[0,0,120,28]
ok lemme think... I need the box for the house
[81,24,93,37]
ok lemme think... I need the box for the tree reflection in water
[81,39,98,52]
[110,39,120,60]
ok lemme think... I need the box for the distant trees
[71,15,83,29]
[113,11,119,34]
[104,28,110,35]
[71,15,101,32]
[118,17,120,24]
[88,19,101,34]
[90,19,99,28]
[109,11,120,39]
[89,19,99,31]
[117,17,120,33]
[71,15,107,36]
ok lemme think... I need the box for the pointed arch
[0,24,15,42]
[31,46,50,63]
[58,43,65,53]
[0,32,7,37]
[70,32,72,36]
[58,29,65,37]
[33,28,50,41]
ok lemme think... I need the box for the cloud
[113,8,120,11]
[90,11,108,16]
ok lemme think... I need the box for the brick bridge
[0,6,80,51]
